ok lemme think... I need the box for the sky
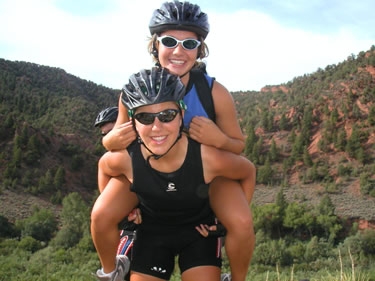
[0,0,374,92]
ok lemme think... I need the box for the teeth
[170,59,184,65]
[152,136,166,142]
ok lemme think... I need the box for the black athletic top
[128,138,215,231]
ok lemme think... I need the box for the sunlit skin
[94,29,254,281]
[134,102,183,160]
[96,101,255,281]
[157,30,199,85]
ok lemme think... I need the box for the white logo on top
[166,182,176,192]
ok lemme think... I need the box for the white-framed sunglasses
[157,35,201,50]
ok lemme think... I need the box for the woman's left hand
[189,116,225,147]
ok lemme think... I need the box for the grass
[246,248,372,281]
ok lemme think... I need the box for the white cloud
[205,10,373,91]
[0,0,373,92]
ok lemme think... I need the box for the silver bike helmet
[149,1,209,39]
[94,106,118,127]
[121,67,186,113]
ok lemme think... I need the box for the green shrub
[18,236,42,253]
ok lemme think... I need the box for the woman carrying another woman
[97,67,255,281]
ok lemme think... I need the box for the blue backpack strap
[190,69,216,122]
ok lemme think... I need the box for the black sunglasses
[157,35,201,50]
[134,109,180,125]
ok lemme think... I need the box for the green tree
[283,202,314,237]
[253,203,283,238]
[0,215,18,237]
[38,169,54,193]
[52,192,90,248]
[12,145,22,168]
[18,236,42,253]
[269,139,278,162]
[330,107,339,124]
[315,195,342,242]
[251,135,263,164]
[279,114,288,130]
[359,172,373,195]
[368,105,375,126]
[71,154,84,171]
[335,127,347,151]
[16,207,58,242]
[345,125,361,158]
[252,238,292,266]
[360,229,375,255]
[303,146,313,166]
[275,188,288,214]
[291,134,304,161]
[257,157,273,184]
[300,105,313,145]
[304,236,331,262]
[244,126,257,158]
[317,194,335,216]
[54,166,65,189]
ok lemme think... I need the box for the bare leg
[181,266,220,281]
[91,176,139,273]
[209,177,255,281]
[130,272,166,281]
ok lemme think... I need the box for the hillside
[1,47,375,224]
[233,45,375,222]
[0,59,119,221]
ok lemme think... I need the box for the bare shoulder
[201,144,227,169]
[211,80,237,113]
[211,80,233,101]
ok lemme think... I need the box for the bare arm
[202,145,256,203]
[188,81,245,154]
[98,150,133,192]
[102,93,137,151]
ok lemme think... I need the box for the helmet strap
[144,131,182,165]
[133,112,185,165]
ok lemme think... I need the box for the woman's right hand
[103,121,137,151]
[128,208,142,224]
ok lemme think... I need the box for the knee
[91,203,113,232]
[225,211,254,239]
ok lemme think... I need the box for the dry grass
[251,249,371,281]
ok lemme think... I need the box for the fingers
[134,208,142,224]
[128,208,142,224]
[195,224,210,237]
[195,223,226,238]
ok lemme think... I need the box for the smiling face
[157,30,199,82]
[134,101,182,156]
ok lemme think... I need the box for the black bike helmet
[94,106,119,127]
[149,1,210,39]
[121,67,186,113]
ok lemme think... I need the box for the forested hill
[1,45,375,223]
[233,45,375,221]
[0,59,119,218]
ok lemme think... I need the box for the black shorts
[131,226,222,279]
